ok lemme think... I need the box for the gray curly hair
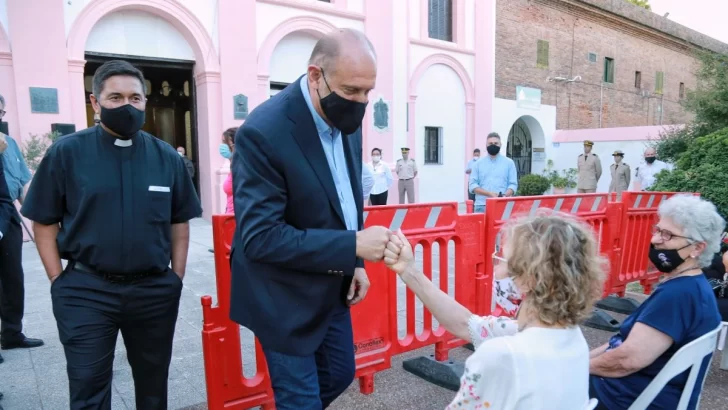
[657,194,726,267]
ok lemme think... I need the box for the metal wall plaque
[30,87,59,114]
[373,97,389,132]
[516,86,541,111]
[233,94,248,120]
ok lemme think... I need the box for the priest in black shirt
[21,60,202,410]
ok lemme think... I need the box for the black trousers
[0,220,24,340]
[468,192,476,202]
[369,191,388,206]
[51,267,183,410]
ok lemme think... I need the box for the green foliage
[684,51,728,136]
[626,0,651,10]
[517,174,551,196]
[22,131,60,173]
[650,127,728,220]
[542,159,578,189]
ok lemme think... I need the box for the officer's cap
[401,147,410,152]
[583,140,594,147]
[612,150,625,156]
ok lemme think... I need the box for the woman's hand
[384,230,414,274]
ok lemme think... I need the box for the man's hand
[505,189,514,197]
[356,226,392,261]
[384,230,414,274]
[465,169,472,174]
[0,134,7,154]
[49,274,60,284]
[347,268,370,306]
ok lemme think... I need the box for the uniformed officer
[20,60,202,410]
[577,140,602,193]
[396,147,417,204]
[608,150,631,200]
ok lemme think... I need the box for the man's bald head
[308,28,377,74]
[644,147,657,157]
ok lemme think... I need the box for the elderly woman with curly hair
[384,213,605,409]
[589,195,724,410]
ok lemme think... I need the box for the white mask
[372,155,381,162]
[178,152,184,157]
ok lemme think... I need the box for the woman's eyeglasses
[492,250,508,266]
[651,225,693,242]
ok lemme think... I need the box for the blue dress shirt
[468,154,518,206]
[299,76,358,231]
[1,134,32,202]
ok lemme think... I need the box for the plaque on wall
[30,87,59,114]
[233,94,248,120]
[373,97,389,133]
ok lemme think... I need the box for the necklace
[661,265,702,283]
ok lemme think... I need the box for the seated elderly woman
[589,195,725,410]
[384,213,605,409]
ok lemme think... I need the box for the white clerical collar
[114,139,133,147]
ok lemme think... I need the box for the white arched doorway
[506,115,545,179]
[268,32,319,97]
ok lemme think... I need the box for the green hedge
[517,174,550,196]
[650,127,728,220]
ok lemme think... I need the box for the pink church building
[0,0,495,218]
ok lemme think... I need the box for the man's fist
[355,226,391,261]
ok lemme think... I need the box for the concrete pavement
[1,216,726,409]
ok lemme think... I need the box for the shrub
[542,159,578,189]
[22,131,60,173]
[650,127,728,220]
[517,174,551,196]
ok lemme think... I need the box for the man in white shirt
[362,161,375,202]
[465,148,481,201]
[634,147,671,191]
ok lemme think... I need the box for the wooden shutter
[655,71,664,94]
[428,0,453,42]
[537,40,549,69]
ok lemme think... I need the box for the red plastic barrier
[480,194,615,314]
[201,215,275,410]
[609,191,697,295]
[202,202,485,408]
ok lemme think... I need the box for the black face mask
[317,69,368,135]
[100,104,145,138]
[645,156,656,164]
[487,145,501,156]
[648,243,692,273]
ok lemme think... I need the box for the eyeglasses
[0,109,6,116]
[492,250,508,266]
[652,225,693,242]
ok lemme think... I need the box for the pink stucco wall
[1,0,495,219]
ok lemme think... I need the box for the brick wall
[495,0,704,130]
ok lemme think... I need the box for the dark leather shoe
[0,352,4,363]
[0,335,44,350]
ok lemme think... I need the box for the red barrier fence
[201,191,686,409]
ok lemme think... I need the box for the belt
[399,178,413,181]
[70,261,165,284]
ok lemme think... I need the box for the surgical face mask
[372,155,381,162]
[648,243,692,273]
[645,156,656,164]
[317,69,368,135]
[474,155,480,160]
[219,143,232,159]
[178,151,184,157]
[487,145,501,156]
[100,104,145,138]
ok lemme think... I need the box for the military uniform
[609,150,631,200]
[396,147,417,204]
[577,140,602,193]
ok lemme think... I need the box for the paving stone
[4,213,727,410]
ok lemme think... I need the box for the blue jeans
[474,205,485,213]
[262,302,355,409]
